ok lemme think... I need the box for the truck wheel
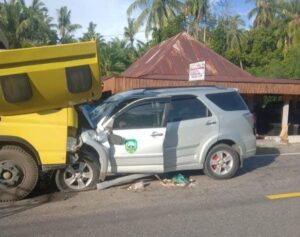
[204,144,240,180]
[0,146,38,202]
[55,157,99,192]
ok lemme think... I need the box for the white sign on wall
[189,61,206,81]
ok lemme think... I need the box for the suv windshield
[81,94,124,128]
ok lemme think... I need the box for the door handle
[151,131,164,137]
[206,120,217,126]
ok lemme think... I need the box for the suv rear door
[164,95,219,171]
[109,97,170,173]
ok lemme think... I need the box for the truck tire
[0,146,38,202]
[204,144,240,180]
[55,156,99,192]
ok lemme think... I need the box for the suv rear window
[206,91,247,111]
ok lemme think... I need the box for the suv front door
[109,98,170,173]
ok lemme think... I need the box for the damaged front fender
[80,130,109,181]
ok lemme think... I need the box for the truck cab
[0,41,101,201]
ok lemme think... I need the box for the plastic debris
[159,173,196,188]
[171,173,189,186]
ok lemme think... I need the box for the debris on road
[127,180,148,191]
[97,174,154,190]
[158,173,196,188]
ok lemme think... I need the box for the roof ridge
[137,32,185,78]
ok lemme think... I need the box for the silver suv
[56,87,256,190]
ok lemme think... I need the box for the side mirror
[96,117,114,135]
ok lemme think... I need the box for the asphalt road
[1,144,300,237]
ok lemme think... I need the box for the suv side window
[114,100,166,129]
[168,97,211,123]
[111,98,139,115]
[206,91,248,111]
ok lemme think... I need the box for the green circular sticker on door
[125,139,138,154]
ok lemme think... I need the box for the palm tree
[99,38,131,76]
[80,21,104,44]
[127,0,182,38]
[0,0,53,48]
[184,0,209,42]
[225,15,245,69]
[18,0,54,46]
[135,39,150,57]
[124,17,137,48]
[0,0,26,48]
[56,6,81,43]
[248,0,278,28]
[280,0,300,46]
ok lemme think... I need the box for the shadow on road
[0,174,78,219]
[237,147,280,177]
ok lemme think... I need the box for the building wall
[103,76,300,95]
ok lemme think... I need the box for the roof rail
[139,85,226,91]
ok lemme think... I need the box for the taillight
[244,112,255,134]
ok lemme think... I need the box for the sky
[21,0,255,42]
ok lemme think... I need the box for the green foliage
[184,0,210,41]
[127,0,182,38]
[151,14,186,45]
[250,44,300,79]
[248,0,279,28]
[209,21,227,55]
[244,25,283,68]
[80,22,103,43]
[0,0,55,48]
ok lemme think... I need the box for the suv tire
[0,146,38,202]
[204,144,239,179]
[55,156,99,192]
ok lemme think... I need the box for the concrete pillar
[280,96,290,142]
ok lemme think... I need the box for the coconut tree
[184,0,209,42]
[80,21,104,45]
[18,0,54,46]
[248,0,279,28]
[281,0,300,46]
[124,17,137,48]
[99,38,132,76]
[56,6,81,43]
[0,0,26,48]
[127,0,182,38]
[225,15,245,69]
[0,0,53,48]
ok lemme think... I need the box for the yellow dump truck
[0,41,101,201]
